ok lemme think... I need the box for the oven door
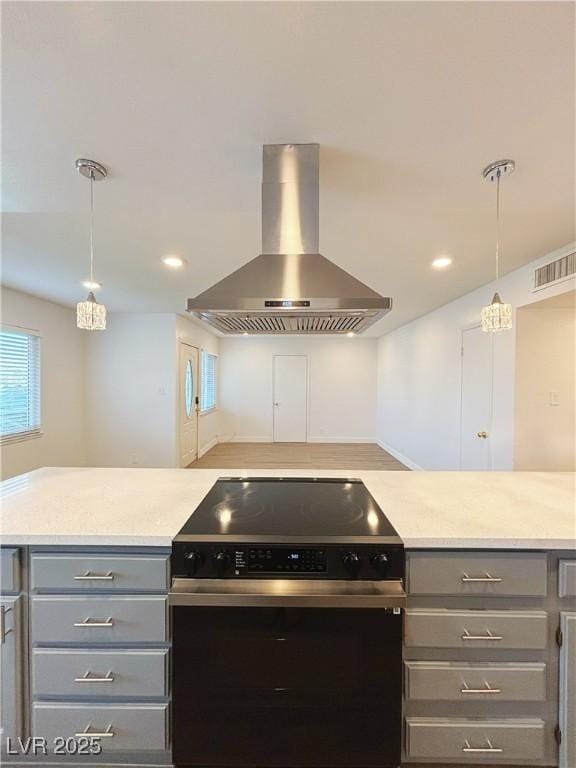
[170,579,404,768]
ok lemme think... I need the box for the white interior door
[460,326,493,470]
[179,343,198,467]
[273,355,308,442]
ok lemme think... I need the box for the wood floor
[189,442,408,470]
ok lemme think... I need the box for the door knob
[477,431,488,439]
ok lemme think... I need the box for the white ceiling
[2,1,574,336]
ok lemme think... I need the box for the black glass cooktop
[176,478,400,540]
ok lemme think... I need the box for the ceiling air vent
[534,251,575,290]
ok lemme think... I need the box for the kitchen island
[1,467,574,549]
[1,467,575,768]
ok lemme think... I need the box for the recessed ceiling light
[431,256,453,269]
[82,280,102,290]
[346,332,355,338]
[161,255,185,269]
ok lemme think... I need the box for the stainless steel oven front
[170,577,405,768]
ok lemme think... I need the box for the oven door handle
[169,578,406,609]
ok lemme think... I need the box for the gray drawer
[31,596,168,644]
[405,661,546,702]
[33,648,169,698]
[406,717,545,762]
[31,553,169,592]
[405,608,548,649]
[1,548,20,593]
[407,551,547,597]
[32,702,168,752]
[559,560,576,598]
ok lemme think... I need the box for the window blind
[0,330,41,440]
[200,351,217,413]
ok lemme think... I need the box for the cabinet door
[560,612,576,768]
[1,596,23,744]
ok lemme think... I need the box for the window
[0,329,41,441]
[200,350,217,413]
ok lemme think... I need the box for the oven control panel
[172,543,404,581]
[237,546,327,574]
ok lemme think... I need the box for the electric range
[172,476,404,582]
[170,477,405,768]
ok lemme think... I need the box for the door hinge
[554,724,562,745]
[556,625,563,647]
[195,396,199,405]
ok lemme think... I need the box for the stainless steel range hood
[187,144,392,335]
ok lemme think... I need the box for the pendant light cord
[89,169,95,284]
[489,170,500,470]
[495,168,501,281]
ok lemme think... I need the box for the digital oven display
[241,547,326,573]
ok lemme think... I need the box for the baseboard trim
[307,437,376,444]
[198,436,219,458]
[377,440,423,471]
[227,436,376,444]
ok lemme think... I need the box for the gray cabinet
[406,717,546,762]
[30,554,169,593]
[559,561,576,598]
[1,595,23,744]
[33,648,169,699]
[404,550,556,766]
[559,612,576,768]
[1,549,21,594]
[29,547,172,760]
[405,608,548,649]
[405,661,547,702]
[32,702,169,752]
[31,595,168,644]
[408,551,548,597]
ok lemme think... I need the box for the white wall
[85,314,177,468]
[376,243,576,470]
[220,336,377,443]
[84,313,222,468]
[175,315,222,457]
[514,298,575,470]
[0,288,86,479]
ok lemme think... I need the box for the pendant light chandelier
[481,159,515,332]
[76,158,107,330]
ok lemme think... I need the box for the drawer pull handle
[462,739,502,754]
[75,724,114,739]
[73,617,114,628]
[74,671,114,683]
[461,572,502,583]
[461,629,503,641]
[74,571,114,581]
[461,682,502,695]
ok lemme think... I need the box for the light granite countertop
[1,467,574,550]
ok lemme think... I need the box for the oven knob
[371,552,389,574]
[184,550,203,575]
[342,552,360,572]
[213,551,231,573]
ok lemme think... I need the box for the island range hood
[187,144,392,334]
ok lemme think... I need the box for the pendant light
[76,158,107,330]
[481,159,515,332]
